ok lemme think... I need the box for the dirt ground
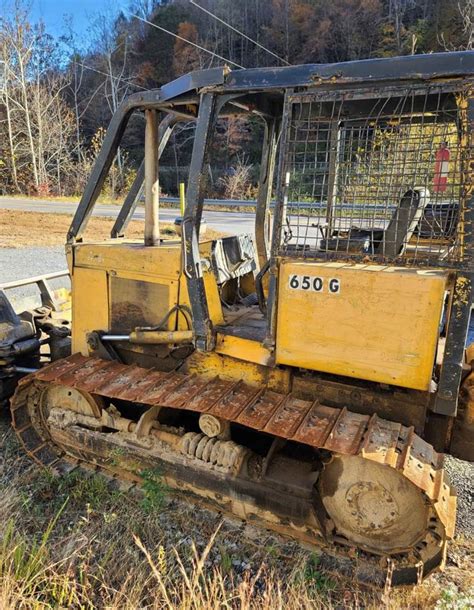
[0,209,221,248]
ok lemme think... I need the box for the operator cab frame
[67,51,474,421]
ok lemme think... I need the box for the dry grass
[0,418,472,609]
[0,209,222,248]
[5,194,122,205]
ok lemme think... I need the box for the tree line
[0,0,472,199]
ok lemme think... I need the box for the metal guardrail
[160,197,456,212]
[160,196,385,210]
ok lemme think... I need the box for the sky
[30,0,130,40]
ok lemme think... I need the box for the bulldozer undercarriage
[11,353,457,588]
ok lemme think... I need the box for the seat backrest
[377,188,430,257]
[210,234,256,284]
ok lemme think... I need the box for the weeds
[27,468,120,517]
[0,501,65,583]
[300,553,337,594]
[435,584,474,610]
[139,468,169,513]
[0,500,86,607]
[107,446,126,468]
[219,547,234,574]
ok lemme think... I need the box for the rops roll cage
[68,52,474,418]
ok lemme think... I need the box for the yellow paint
[466,343,474,365]
[70,239,224,350]
[177,269,224,327]
[239,272,257,296]
[179,182,186,216]
[70,237,447,393]
[215,333,272,366]
[72,267,108,355]
[73,241,182,279]
[184,351,291,393]
[276,260,448,391]
[53,287,72,313]
[177,237,224,326]
[204,271,225,325]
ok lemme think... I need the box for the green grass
[139,468,169,513]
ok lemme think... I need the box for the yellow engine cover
[68,240,224,355]
[276,261,448,391]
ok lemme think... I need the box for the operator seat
[321,188,430,256]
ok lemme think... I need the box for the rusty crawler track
[11,353,457,587]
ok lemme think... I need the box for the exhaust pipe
[144,108,160,246]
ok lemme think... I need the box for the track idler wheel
[319,454,429,553]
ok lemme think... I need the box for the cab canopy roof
[155,50,474,103]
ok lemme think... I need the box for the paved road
[0,197,255,235]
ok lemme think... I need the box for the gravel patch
[444,455,474,538]
[0,246,67,283]
[0,246,68,308]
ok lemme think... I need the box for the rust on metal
[56,358,115,387]
[90,364,145,395]
[76,361,123,392]
[146,373,189,404]
[208,380,262,420]
[324,410,370,454]
[10,354,458,588]
[185,376,235,412]
[361,417,402,467]
[35,352,89,382]
[235,390,285,428]
[116,369,169,401]
[293,402,340,446]
[165,374,210,407]
[263,395,313,437]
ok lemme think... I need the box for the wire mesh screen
[279,87,471,267]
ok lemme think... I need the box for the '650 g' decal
[289,275,341,294]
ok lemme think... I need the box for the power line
[189,0,290,66]
[130,13,246,70]
[73,61,150,92]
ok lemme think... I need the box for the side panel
[73,241,182,278]
[71,241,225,352]
[72,267,108,355]
[276,261,448,391]
[109,272,174,333]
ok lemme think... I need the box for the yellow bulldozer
[9,51,474,587]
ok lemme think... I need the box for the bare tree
[0,1,75,194]
[218,155,254,200]
[388,0,416,53]
[2,4,40,189]
[89,10,136,195]
[62,20,87,166]
[458,0,474,50]
[0,50,20,190]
